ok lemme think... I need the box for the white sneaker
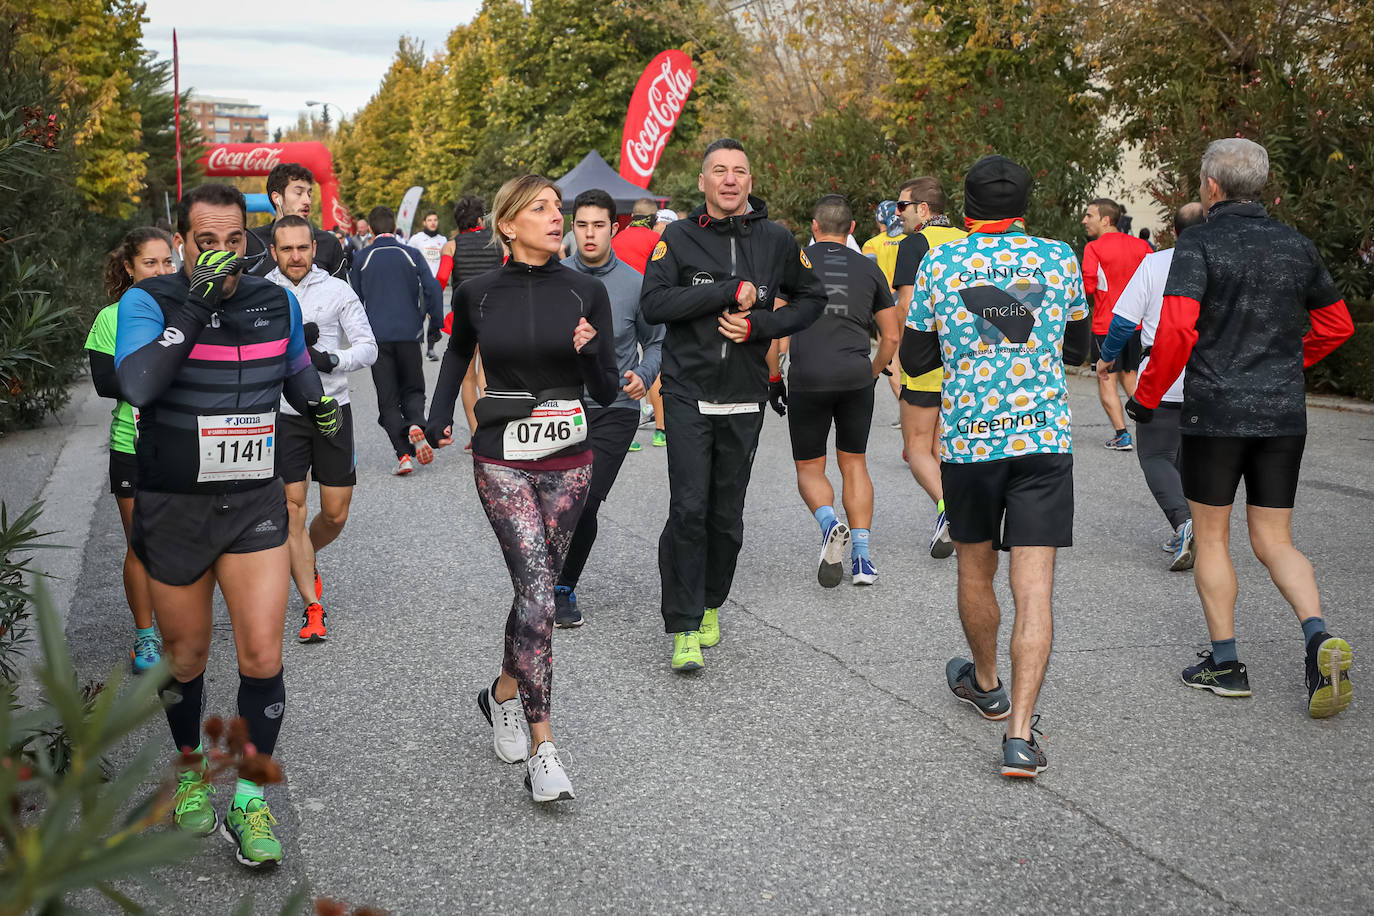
[817,522,850,589]
[525,741,575,802]
[477,680,528,764]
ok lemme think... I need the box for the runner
[892,177,966,559]
[1127,138,1355,717]
[1096,202,1206,571]
[407,211,448,360]
[242,162,348,279]
[423,175,618,802]
[437,195,503,445]
[901,155,1090,778]
[640,137,826,672]
[788,195,899,587]
[551,189,663,626]
[265,215,377,643]
[1083,196,1152,450]
[611,198,662,272]
[114,183,340,865]
[349,205,444,475]
[859,200,905,287]
[86,226,177,673]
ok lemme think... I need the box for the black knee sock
[160,672,205,753]
[237,667,285,757]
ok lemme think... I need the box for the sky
[140,0,483,135]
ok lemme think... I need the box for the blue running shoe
[929,510,954,559]
[851,555,877,586]
[554,586,582,628]
[1169,519,1195,572]
[817,522,850,589]
[1104,431,1134,451]
[130,632,162,674]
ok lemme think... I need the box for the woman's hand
[573,317,597,353]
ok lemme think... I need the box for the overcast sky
[141,0,483,135]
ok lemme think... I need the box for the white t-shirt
[407,230,447,277]
[1114,248,1185,403]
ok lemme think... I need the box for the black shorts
[132,478,288,586]
[786,385,875,461]
[274,404,356,487]
[899,387,940,408]
[109,450,138,498]
[1091,329,1142,373]
[586,406,639,504]
[1179,434,1305,508]
[941,453,1074,550]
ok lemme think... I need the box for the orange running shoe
[409,425,433,465]
[298,603,327,643]
[395,455,413,476]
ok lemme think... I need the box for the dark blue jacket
[349,235,443,343]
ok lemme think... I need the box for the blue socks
[851,528,870,560]
[1210,638,1238,664]
[814,505,837,537]
[135,625,156,640]
[1301,616,1326,645]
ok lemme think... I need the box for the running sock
[232,777,265,810]
[936,498,945,514]
[814,505,837,536]
[135,625,156,640]
[1301,616,1327,645]
[1211,638,1238,665]
[1115,427,1127,437]
[851,528,870,560]
[160,672,205,752]
[237,667,285,757]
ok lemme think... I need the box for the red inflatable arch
[197,141,347,230]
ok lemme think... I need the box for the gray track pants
[1135,403,1190,530]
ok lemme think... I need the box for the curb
[1065,366,1374,415]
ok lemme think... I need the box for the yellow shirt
[902,225,968,392]
[861,232,906,289]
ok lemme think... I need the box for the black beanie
[964,155,1032,220]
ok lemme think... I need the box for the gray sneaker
[946,657,1011,720]
[1002,729,1048,778]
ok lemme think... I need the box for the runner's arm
[639,236,739,323]
[425,288,478,444]
[1099,262,1151,363]
[580,282,621,408]
[334,285,379,372]
[281,290,325,414]
[741,242,828,340]
[873,304,901,379]
[114,286,215,408]
[1301,248,1354,367]
[417,257,444,330]
[437,240,455,290]
[899,263,941,377]
[87,350,122,399]
[631,298,666,389]
[1135,238,1205,408]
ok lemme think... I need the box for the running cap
[876,200,902,236]
[655,209,678,224]
[964,155,1032,220]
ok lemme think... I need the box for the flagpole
[174,29,182,200]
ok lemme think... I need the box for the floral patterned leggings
[473,459,592,724]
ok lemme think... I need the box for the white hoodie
[266,265,378,414]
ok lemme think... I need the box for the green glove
[310,396,340,440]
[188,249,242,307]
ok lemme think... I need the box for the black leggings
[558,407,639,590]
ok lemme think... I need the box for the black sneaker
[554,586,582,628]
[1181,651,1251,697]
[1001,716,1048,778]
[1305,632,1352,719]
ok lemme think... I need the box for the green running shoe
[172,769,217,836]
[627,439,643,453]
[221,798,283,868]
[672,631,703,671]
[698,608,720,648]
[652,429,666,448]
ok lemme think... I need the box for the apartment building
[188,95,269,144]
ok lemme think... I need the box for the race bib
[501,399,587,460]
[197,412,275,483]
[132,405,141,442]
[697,401,761,416]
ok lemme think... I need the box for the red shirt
[612,225,660,273]
[1083,231,1153,334]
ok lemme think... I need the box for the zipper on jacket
[722,236,738,361]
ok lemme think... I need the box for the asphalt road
[17,364,1374,914]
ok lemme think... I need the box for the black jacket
[640,196,827,403]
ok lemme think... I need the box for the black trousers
[371,341,427,458]
[658,392,766,634]
[558,407,640,590]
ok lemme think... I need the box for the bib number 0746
[513,419,574,445]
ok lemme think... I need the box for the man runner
[901,156,1090,778]
[407,210,448,361]
[266,215,377,642]
[115,183,340,866]
[553,189,664,627]
[781,195,899,586]
[1083,197,1152,450]
[641,137,827,672]
[242,162,348,279]
[1127,137,1355,717]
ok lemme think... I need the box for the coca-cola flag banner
[198,141,349,230]
[618,50,697,188]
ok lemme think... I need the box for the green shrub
[1307,322,1374,401]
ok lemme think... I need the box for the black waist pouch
[474,386,582,428]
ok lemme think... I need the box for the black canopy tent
[553,150,669,216]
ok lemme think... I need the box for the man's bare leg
[1007,546,1056,741]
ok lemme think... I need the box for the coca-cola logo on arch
[619,50,697,188]
[204,145,285,174]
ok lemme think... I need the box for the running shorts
[1179,434,1305,508]
[786,384,875,461]
[899,386,940,408]
[109,449,137,499]
[132,478,288,586]
[941,453,1074,550]
[274,404,356,487]
[1090,329,1142,373]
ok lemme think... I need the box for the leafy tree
[332,36,428,213]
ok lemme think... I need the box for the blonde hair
[490,174,562,247]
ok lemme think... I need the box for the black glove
[187,249,242,309]
[310,396,341,439]
[768,375,787,416]
[427,326,443,346]
[309,347,339,373]
[1125,397,1154,424]
[303,321,320,347]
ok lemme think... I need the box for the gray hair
[1200,138,1269,200]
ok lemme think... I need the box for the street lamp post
[305,100,343,132]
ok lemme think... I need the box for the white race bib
[697,401,761,416]
[197,412,275,483]
[501,399,587,460]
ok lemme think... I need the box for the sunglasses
[895,200,926,212]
